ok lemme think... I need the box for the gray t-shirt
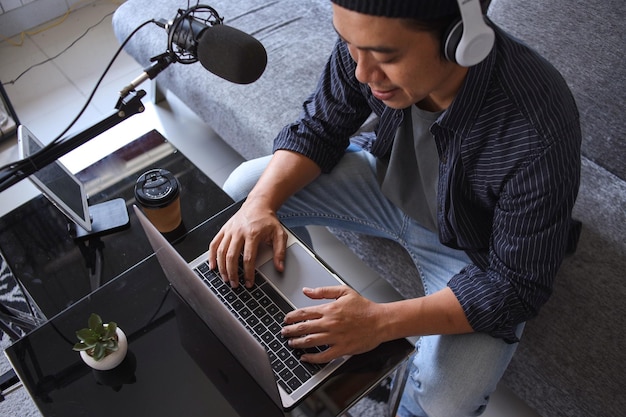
[377,105,442,232]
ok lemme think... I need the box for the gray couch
[112,1,626,416]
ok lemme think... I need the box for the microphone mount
[117,5,224,102]
[118,52,175,102]
[166,4,224,64]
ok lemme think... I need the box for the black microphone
[196,24,267,84]
[119,9,267,98]
[167,13,267,85]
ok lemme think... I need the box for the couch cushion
[113,0,336,160]
[502,157,626,417]
[488,0,626,180]
[487,4,626,414]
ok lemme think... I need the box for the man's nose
[354,52,383,85]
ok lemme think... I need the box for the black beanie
[330,0,460,20]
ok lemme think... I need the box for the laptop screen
[18,125,92,231]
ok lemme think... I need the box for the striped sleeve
[273,39,373,172]
[449,124,581,342]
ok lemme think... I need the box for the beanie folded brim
[330,0,459,20]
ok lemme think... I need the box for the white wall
[0,0,97,38]
[0,0,37,14]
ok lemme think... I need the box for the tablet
[17,125,92,232]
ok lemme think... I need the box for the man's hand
[208,150,322,288]
[281,286,387,363]
[208,201,288,288]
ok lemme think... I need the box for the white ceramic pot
[79,327,128,371]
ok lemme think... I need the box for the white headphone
[444,0,495,66]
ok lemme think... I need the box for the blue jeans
[224,150,523,417]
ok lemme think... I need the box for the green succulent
[73,313,119,361]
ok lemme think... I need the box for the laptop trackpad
[258,244,342,309]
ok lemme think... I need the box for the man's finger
[242,243,258,288]
[207,230,224,270]
[283,307,323,325]
[272,229,287,273]
[302,285,350,300]
[299,346,339,364]
[215,235,232,281]
[225,243,243,287]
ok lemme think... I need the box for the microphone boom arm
[0,90,147,193]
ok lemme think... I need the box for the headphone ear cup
[443,19,463,64]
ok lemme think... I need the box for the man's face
[332,4,467,111]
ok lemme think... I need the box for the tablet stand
[70,198,131,291]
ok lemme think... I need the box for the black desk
[5,236,413,416]
[2,131,413,416]
[0,130,232,318]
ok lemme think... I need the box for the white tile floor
[0,2,540,416]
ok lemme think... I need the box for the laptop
[133,204,352,410]
[17,125,129,239]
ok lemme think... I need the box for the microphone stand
[0,89,147,193]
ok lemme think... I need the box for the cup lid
[134,169,180,208]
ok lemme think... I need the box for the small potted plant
[73,313,128,371]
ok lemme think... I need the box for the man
[209,0,581,415]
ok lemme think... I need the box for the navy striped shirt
[273,24,581,343]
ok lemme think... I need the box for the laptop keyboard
[194,261,327,394]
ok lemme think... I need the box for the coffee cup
[134,169,182,233]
